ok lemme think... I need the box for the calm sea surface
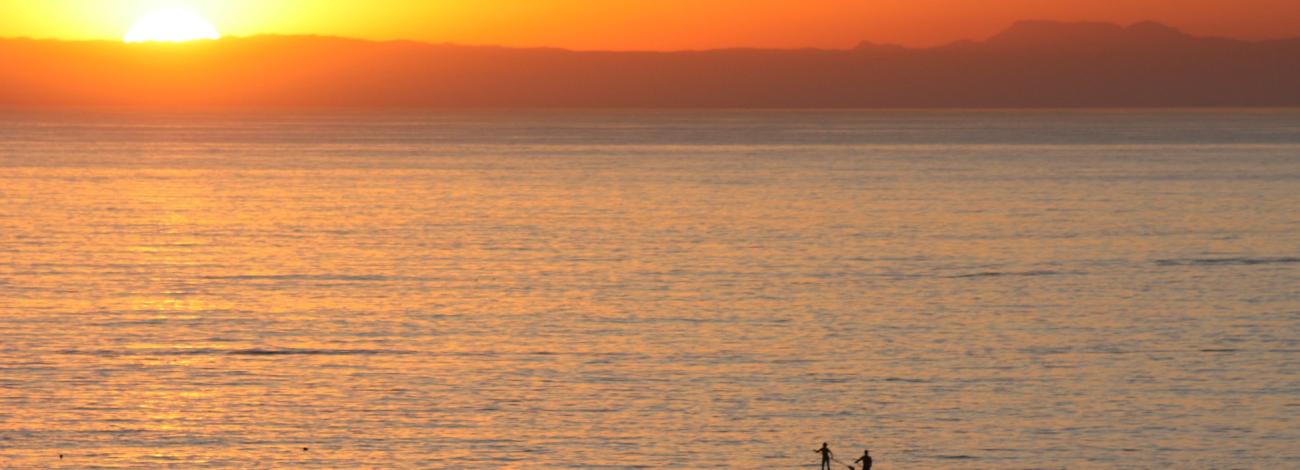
[1,109,1297,469]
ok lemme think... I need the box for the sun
[124,8,221,43]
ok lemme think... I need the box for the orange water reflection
[1,110,1298,468]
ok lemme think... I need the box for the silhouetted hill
[1,21,1297,107]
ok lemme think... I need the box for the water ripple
[56,348,409,357]
[947,270,1071,279]
[1155,257,1300,267]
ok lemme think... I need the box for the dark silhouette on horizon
[1,20,1298,107]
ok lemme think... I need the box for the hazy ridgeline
[2,21,1300,107]
[0,109,1297,468]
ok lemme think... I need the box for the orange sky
[1,0,1298,49]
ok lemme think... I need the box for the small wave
[61,348,403,357]
[1155,257,1300,267]
[225,348,395,356]
[200,274,398,282]
[1070,348,1298,355]
[948,270,1064,279]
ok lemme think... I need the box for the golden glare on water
[123,8,220,43]
[0,110,1298,468]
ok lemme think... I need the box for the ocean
[1,109,1297,468]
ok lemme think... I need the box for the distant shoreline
[2,22,1298,108]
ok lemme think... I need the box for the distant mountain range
[2,21,1298,107]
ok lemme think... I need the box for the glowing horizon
[0,0,1297,51]
[123,8,221,43]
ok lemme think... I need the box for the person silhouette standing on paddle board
[815,442,834,470]
[854,449,872,470]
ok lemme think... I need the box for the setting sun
[123,8,220,43]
